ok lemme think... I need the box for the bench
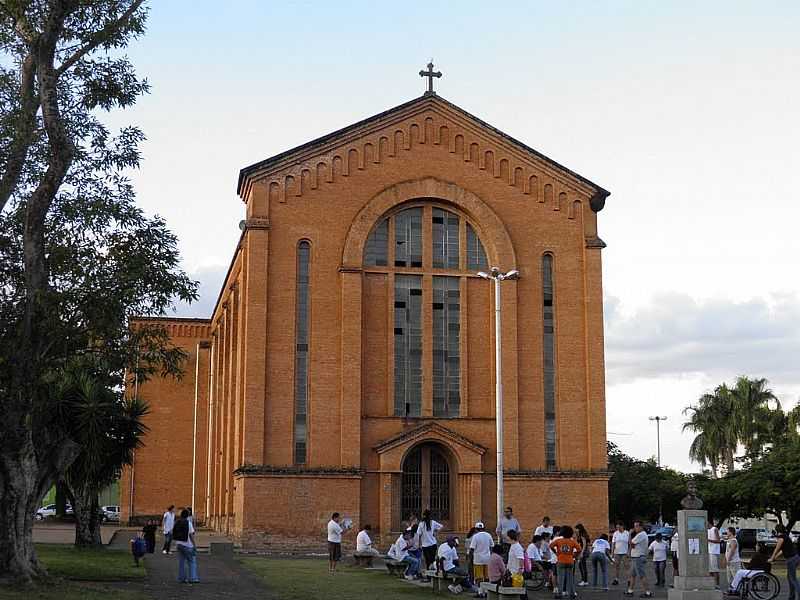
[353,552,377,567]
[479,581,527,600]
[384,558,407,577]
[429,569,468,594]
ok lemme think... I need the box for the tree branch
[55,0,145,77]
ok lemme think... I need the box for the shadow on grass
[240,557,436,600]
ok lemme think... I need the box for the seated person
[488,544,507,585]
[356,524,380,557]
[727,550,772,594]
[389,530,421,580]
[438,535,469,594]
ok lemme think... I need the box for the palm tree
[683,385,737,477]
[729,376,780,456]
[55,363,148,547]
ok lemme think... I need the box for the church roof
[236,94,610,210]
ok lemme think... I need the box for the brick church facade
[121,91,611,546]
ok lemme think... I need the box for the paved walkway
[138,551,272,600]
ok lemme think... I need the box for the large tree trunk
[70,491,103,548]
[55,481,68,518]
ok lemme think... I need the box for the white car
[102,505,120,522]
[35,504,57,520]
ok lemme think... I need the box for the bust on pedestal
[668,480,722,600]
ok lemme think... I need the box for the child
[131,532,147,566]
[648,533,669,587]
[550,525,582,599]
[488,544,507,585]
[142,518,157,554]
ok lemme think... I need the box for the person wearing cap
[438,535,469,594]
[469,521,494,587]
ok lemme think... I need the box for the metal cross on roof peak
[419,61,442,95]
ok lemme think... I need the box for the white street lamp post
[649,415,668,525]
[477,266,519,538]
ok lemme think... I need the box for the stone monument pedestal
[668,509,722,600]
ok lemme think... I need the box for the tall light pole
[649,415,668,525]
[477,266,520,538]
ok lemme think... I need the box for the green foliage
[608,442,686,525]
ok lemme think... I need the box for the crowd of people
[330,508,800,599]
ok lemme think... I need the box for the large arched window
[364,203,489,418]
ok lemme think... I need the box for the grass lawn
[0,544,147,600]
[241,557,437,600]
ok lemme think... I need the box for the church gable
[237,95,609,216]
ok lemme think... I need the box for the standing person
[707,520,722,588]
[540,532,556,590]
[648,533,669,587]
[438,536,469,594]
[611,522,630,585]
[769,523,799,600]
[327,512,348,574]
[469,522,494,588]
[142,518,157,554]
[417,509,443,571]
[670,530,680,577]
[507,530,526,586]
[625,521,652,598]
[590,533,612,590]
[161,505,175,555]
[356,524,381,557]
[497,506,522,556]
[725,527,742,589]
[550,525,582,599]
[575,524,591,586]
[536,516,555,537]
[172,508,199,584]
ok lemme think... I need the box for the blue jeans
[787,554,800,600]
[177,544,199,582]
[591,552,608,587]
[558,563,575,596]
[402,555,420,577]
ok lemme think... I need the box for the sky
[106,1,800,472]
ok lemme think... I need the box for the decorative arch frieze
[252,108,596,227]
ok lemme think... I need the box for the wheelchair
[524,561,547,591]
[734,571,781,600]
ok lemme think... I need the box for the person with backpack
[172,508,199,584]
[131,532,147,567]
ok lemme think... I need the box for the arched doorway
[401,442,452,526]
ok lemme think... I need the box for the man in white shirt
[626,521,652,597]
[390,530,420,580]
[707,522,721,586]
[507,529,526,575]
[468,522,494,586]
[161,505,175,555]
[327,512,349,573]
[611,522,630,585]
[356,524,380,557]
[438,536,468,594]
[535,516,554,537]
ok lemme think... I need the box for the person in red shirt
[550,525,582,599]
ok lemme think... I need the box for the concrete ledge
[210,542,234,557]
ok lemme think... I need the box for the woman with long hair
[417,508,443,571]
[575,523,591,586]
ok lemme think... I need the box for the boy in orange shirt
[550,525,582,599]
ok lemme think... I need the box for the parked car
[648,526,675,542]
[35,504,57,520]
[102,505,120,522]
[757,528,778,553]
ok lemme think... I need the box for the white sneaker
[162,550,167,555]
[405,575,415,580]
[448,584,458,593]
[579,582,589,587]
[455,584,463,593]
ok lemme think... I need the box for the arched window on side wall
[542,253,557,470]
[294,241,311,464]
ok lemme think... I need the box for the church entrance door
[401,443,451,527]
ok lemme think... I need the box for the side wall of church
[120,319,210,524]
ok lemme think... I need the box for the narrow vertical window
[395,208,423,267]
[294,241,310,464]
[394,275,422,416]
[432,208,460,269]
[466,223,488,271]
[433,277,460,417]
[364,218,388,266]
[542,254,557,470]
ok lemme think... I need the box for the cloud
[170,264,228,319]
[604,292,800,391]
